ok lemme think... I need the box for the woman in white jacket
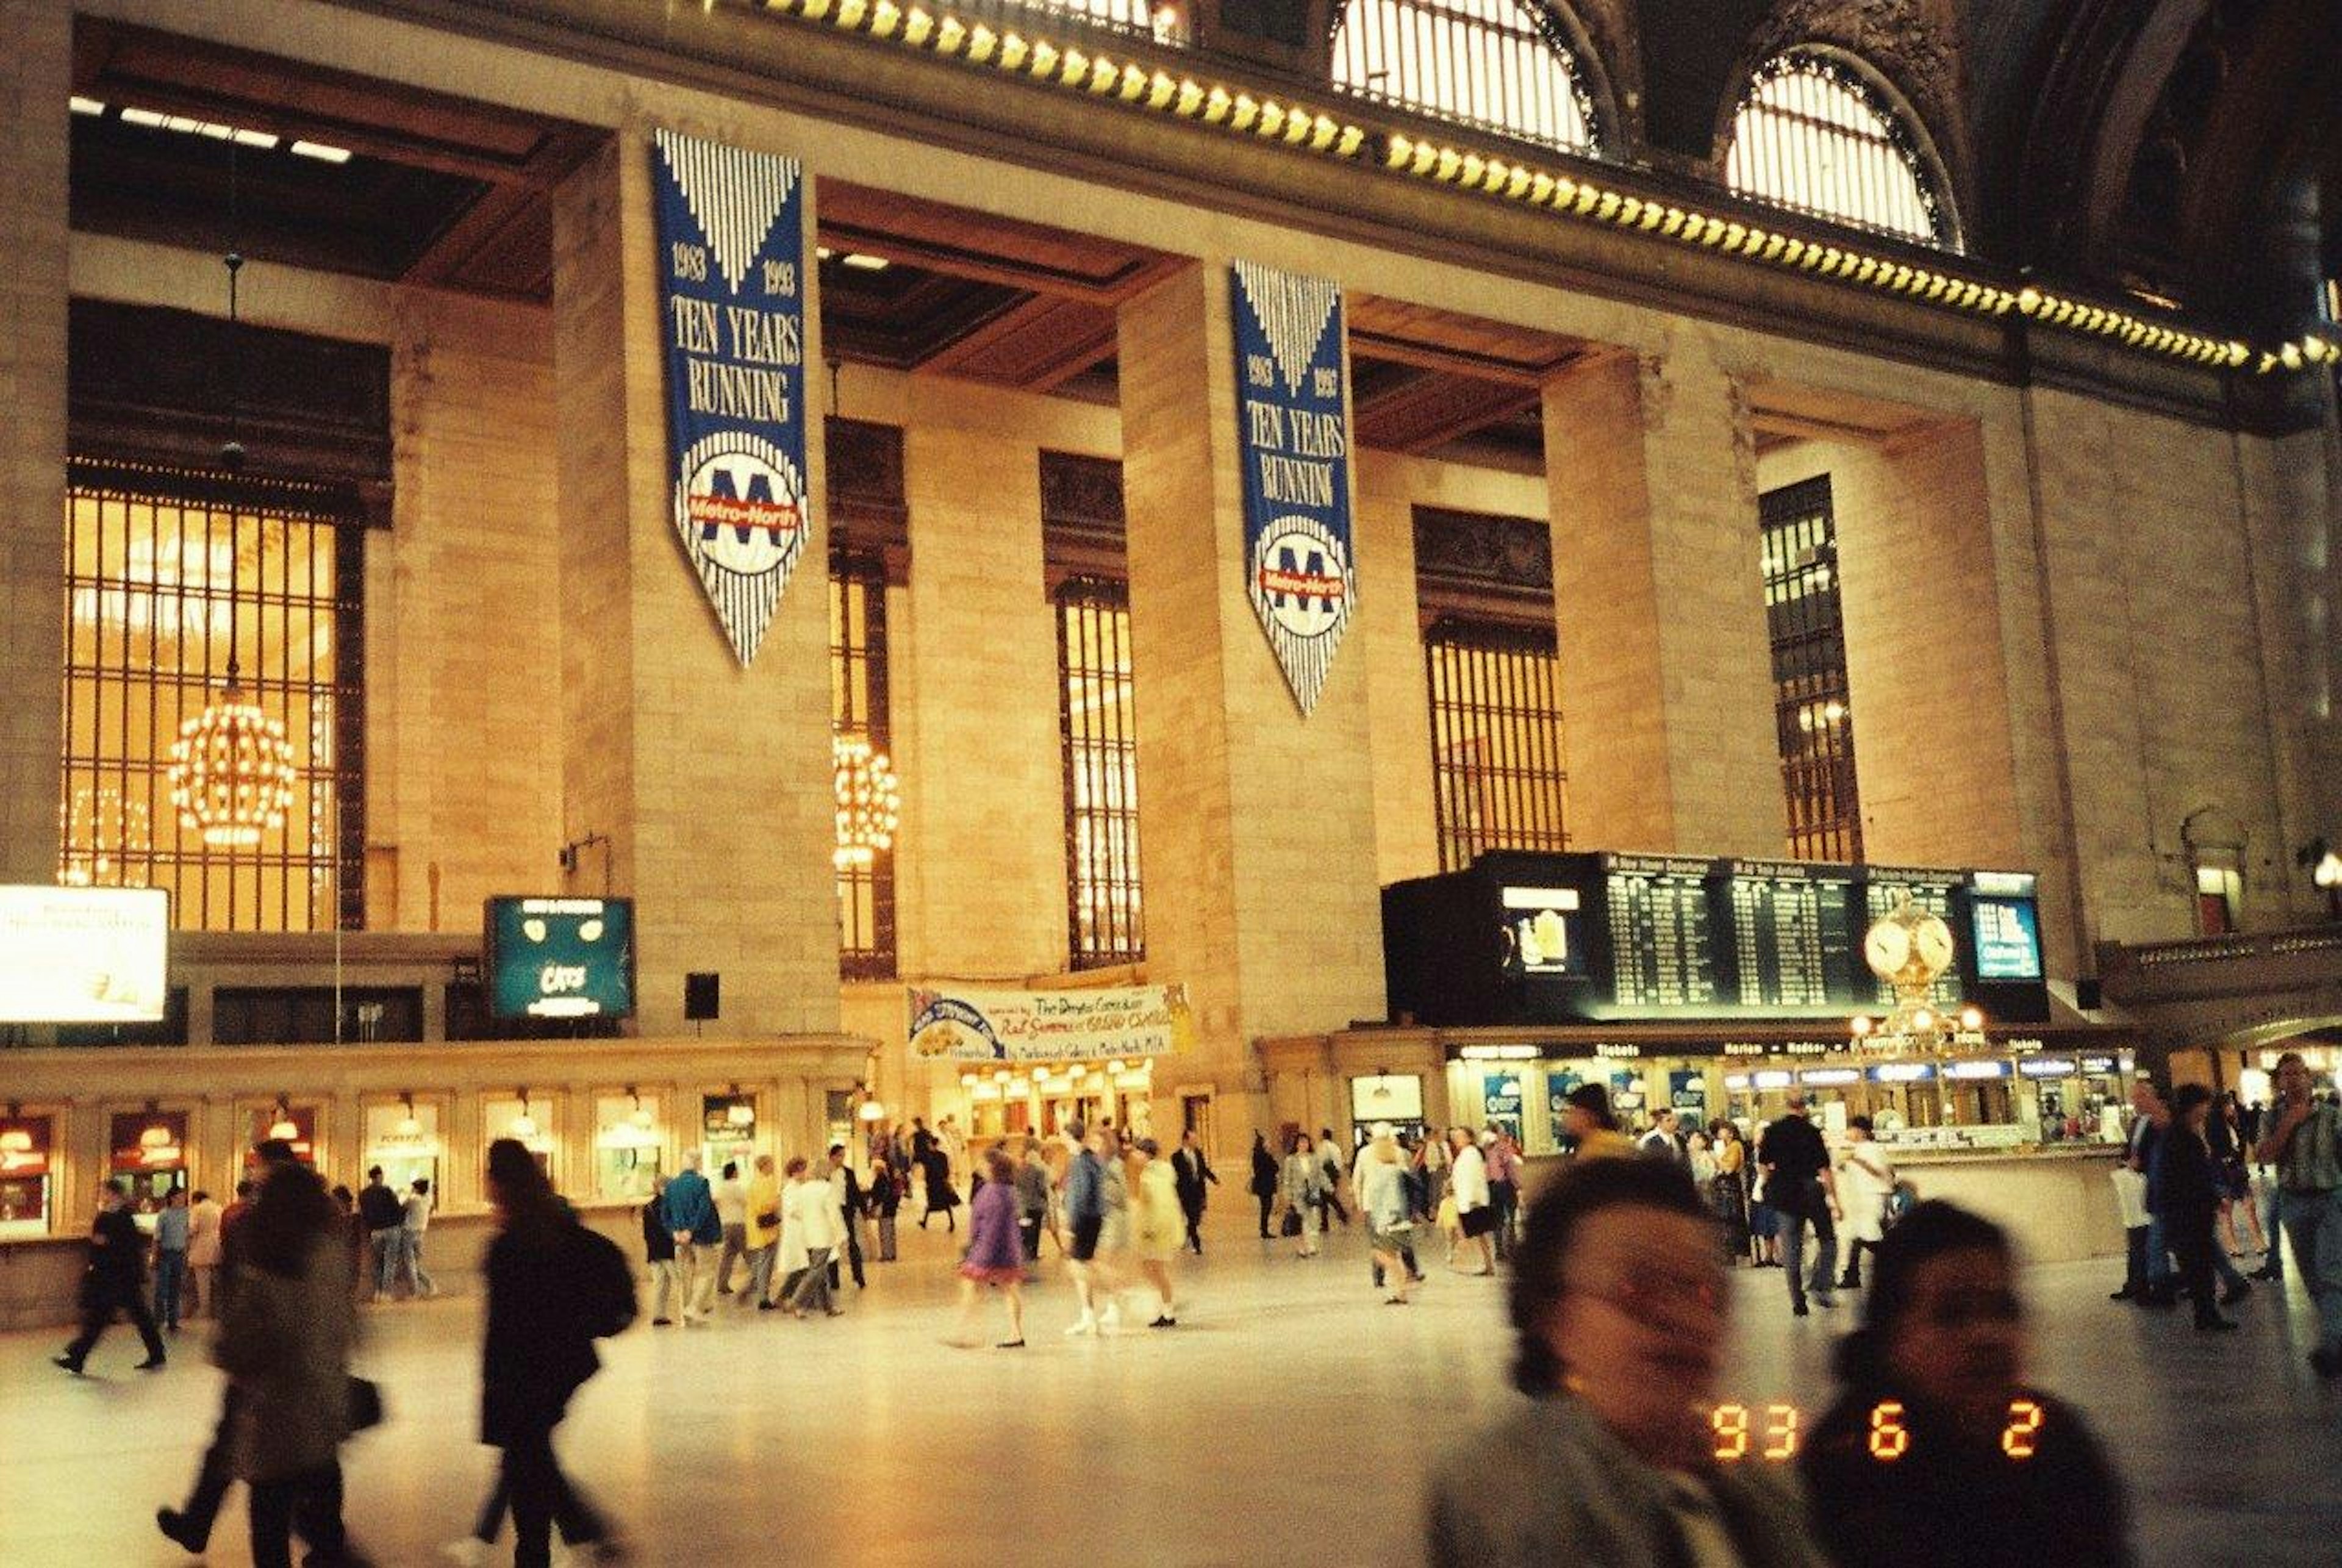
[779,1159,843,1318]
[1448,1128,1495,1276]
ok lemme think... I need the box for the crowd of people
[35,1062,2342,1566]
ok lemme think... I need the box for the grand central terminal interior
[3,0,2341,1563]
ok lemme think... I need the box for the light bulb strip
[720,0,2326,374]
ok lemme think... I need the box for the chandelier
[57,786,154,886]
[833,734,901,870]
[163,244,298,849]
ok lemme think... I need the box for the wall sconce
[627,1086,654,1131]
[2,1101,30,1154]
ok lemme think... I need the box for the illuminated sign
[2016,1057,2079,1079]
[0,885,168,1022]
[483,898,636,1021]
[1946,1059,2013,1080]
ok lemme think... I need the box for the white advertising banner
[908,983,1194,1064]
[0,885,169,1022]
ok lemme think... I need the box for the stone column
[0,0,70,882]
[1542,345,1784,857]
[550,131,837,1036]
[1117,260,1384,1119]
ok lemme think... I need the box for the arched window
[1331,0,1600,156]
[1724,51,1953,248]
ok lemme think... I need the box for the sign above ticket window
[1230,261,1354,716]
[652,128,811,667]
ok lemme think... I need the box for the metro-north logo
[674,431,805,578]
[1252,518,1350,640]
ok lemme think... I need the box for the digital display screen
[1971,895,2044,981]
[1711,1400,2044,1463]
[0,885,168,1023]
[1720,861,1858,1008]
[484,897,636,1020]
[1602,856,1721,1011]
[1499,885,1584,976]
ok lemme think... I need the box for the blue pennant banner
[1230,260,1355,715]
[652,129,809,667]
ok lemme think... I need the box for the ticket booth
[109,1109,190,1226]
[0,1112,55,1238]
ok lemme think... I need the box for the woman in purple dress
[945,1147,1026,1349]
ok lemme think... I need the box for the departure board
[1600,854,1720,1011]
[1861,867,1964,1008]
[1719,861,1859,1008]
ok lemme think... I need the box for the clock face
[1914,916,1957,976]
[1863,920,1913,979]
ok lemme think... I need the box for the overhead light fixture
[628,1088,654,1131]
[509,1091,539,1141]
[833,735,901,869]
[394,1094,421,1140]
[70,96,105,116]
[288,140,351,163]
[726,1099,755,1128]
[268,1098,299,1141]
[840,252,890,271]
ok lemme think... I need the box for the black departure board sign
[1717,860,1858,1008]
[1600,854,1720,1011]
[1861,867,1964,1009]
[1380,851,2051,1028]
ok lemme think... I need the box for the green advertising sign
[484,897,636,1021]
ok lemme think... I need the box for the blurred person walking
[1558,1084,1636,1161]
[782,1157,845,1318]
[947,1146,1029,1348]
[56,1178,167,1374]
[1449,1127,1495,1276]
[1835,1117,1896,1290]
[1801,1201,2132,1567]
[398,1179,438,1298]
[868,1159,901,1262]
[827,1144,867,1291]
[1015,1137,1057,1276]
[476,1137,632,1568]
[2258,1050,2342,1375]
[2162,1084,2242,1331]
[1356,1124,1415,1306]
[1281,1132,1327,1258]
[1172,1129,1219,1255]
[1248,1132,1279,1238]
[1757,1092,1841,1316]
[1711,1123,1751,1264]
[662,1151,721,1323]
[186,1186,225,1319]
[1316,1127,1353,1230]
[744,1156,782,1306]
[1062,1120,1110,1336]
[1486,1129,1522,1258]
[920,1140,960,1233]
[1092,1125,1136,1330]
[154,1187,192,1334]
[212,1158,365,1568]
[642,1175,682,1326]
[712,1160,750,1296]
[1131,1138,1183,1326]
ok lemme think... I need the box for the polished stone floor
[5,1207,2338,1567]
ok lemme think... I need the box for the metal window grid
[1055,578,1145,967]
[1759,475,1864,862]
[1330,0,1600,156]
[1722,52,1951,249]
[831,555,898,979]
[59,465,364,932]
[1425,620,1570,872]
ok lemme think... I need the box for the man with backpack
[471,1137,634,1567]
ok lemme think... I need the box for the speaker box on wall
[684,972,721,1022]
[2075,977,2102,1011]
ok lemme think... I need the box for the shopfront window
[1331,0,1602,156]
[833,556,897,979]
[0,1114,56,1238]
[593,1092,665,1201]
[1427,621,1569,871]
[1723,51,1955,249]
[1056,578,1144,967]
[1760,476,1863,861]
[61,465,365,931]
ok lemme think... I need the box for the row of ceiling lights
[74,96,353,164]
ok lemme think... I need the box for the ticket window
[109,1110,191,1228]
[0,1114,56,1239]
[484,1094,557,1182]
[246,1103,320,1167]
[362,1100,445,1201]
[701,1094,759,1176]
[595,1094,665,1203]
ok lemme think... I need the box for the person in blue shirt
[661,1151,722,1323]
[154,1187,193,1333]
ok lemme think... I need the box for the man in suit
[1172,1129,1219,1255]
[57,1178,167,1374]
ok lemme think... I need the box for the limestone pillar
[1542,346,1784,857]
[0,0,69,882]
[1117,261,1384,1115]
[550,131,837,1036]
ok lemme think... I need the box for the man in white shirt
[1448,1127,1495,1276]
[781,1158,844,1317]
[712,1161,750,1295]
[1835,1115,1897,1290]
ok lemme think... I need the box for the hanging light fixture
[267,1097,299,1141]
[165,224,298,850]
[833,734,901,869]
[393,1094,422,1140]
[509,1091,539,1142]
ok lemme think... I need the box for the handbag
[346,1375,385,1431]
[1280,1206,1303,1238]
[754,1209,780,1231]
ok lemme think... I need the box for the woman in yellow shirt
[1561,1084,1638,1161]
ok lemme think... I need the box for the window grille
[60,465,363,931]
[1426,621,1569,872]
[1724,52,1951,248]
[1760,475,1863,861]
[832,556,897,979]
[1056,578,1144,967]
[931,0,1186,45]
[1331,0,1599,155]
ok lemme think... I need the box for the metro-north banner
[1230,260,1355,715]
[652,128,810,667]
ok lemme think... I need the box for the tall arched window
[1724,51,1953,248]
[1331,0,1600,156]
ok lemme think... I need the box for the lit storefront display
[594,1092,666,1201]
[362,1097,444,1198]
[0,1113,55,1239]
[248,1100,319,1165]
[484,1091,557,1178]
[107,1108,190,1220]
[702,1092,760,1174]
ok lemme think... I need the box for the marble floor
[4,1209,2338,1567]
